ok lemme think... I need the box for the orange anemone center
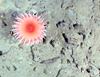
[26,23,35,33]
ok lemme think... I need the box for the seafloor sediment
[0,0,100,77]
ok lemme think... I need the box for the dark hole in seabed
[0,51,2,56]
[2,21,7,26]
[62,33,69,44]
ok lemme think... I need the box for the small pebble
[0,13,5,20]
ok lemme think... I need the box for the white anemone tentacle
[28,12,32,16]
[19,36,24,43]
[32,40,34,45]
[43,23,47,26]
[16,34,23,40]
[24,38,27,44]
[42,32,46,36]
[28,38,31,44]
[21,14,25,18]
[40,37,43,41]
[29,13,32,18]
[28,12,31,15]
[13,32,20,36]
[42,26,46,29]
[32,37,34,45]
[37,16,40,20]
[14,35,18,38]
[12,29,18,31]
[12,25,17,28]
[42,29,47,32]
[39,18,44,22]
[35,40,39,44]
[41,35,45,39]
[25,13,28,18]
[14,21,21,25]
[16,17,24,22]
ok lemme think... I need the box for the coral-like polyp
[12,13,46,45]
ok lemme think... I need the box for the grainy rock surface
[0,0,100,77]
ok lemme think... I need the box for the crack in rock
[56,68,62,77]
[70,48,79,68]
[40,56,60,64]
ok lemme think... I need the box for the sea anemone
[12,12,46,45]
